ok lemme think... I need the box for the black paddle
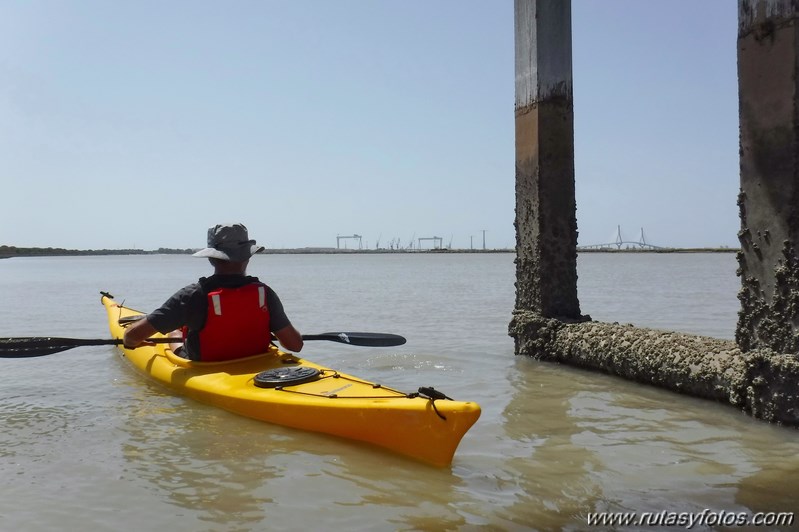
[0,331,406,358]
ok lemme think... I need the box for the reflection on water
[115,366,480,531]
[115,366,422,526]
[493,358,605,530]
[118,377,282,527]
[497,356,799,530]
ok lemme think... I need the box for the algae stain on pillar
[736,0,799,354]
[513,0,581,323]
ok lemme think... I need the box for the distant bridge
[578,226,668,251]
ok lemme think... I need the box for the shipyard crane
[336,234,363,250]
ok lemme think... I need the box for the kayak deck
[101,295,481,466]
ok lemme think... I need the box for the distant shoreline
[0,245,739,258]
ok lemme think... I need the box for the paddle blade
[0,343,81,358]
[301,332,407,347]
[0,337,120,358]
[2,337,117,348]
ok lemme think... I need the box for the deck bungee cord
[257,367,455,420]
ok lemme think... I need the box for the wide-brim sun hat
[192,223,265,262]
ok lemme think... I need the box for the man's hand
[123,317,159,349]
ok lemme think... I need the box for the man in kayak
[122,223,303,360]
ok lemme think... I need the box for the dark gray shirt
[147,274,291,359]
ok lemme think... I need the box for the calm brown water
[0,253,796,531]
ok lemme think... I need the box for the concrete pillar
[513,0,581,322]
[736,0,799,353]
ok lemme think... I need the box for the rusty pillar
[736,0,799,353]
[512,0,580,325]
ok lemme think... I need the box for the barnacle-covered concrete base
[510,311,799,426]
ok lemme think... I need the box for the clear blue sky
[1,1,739,250]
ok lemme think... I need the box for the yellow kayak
[101,294,481,466]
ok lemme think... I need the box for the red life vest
[195,282,271,361]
